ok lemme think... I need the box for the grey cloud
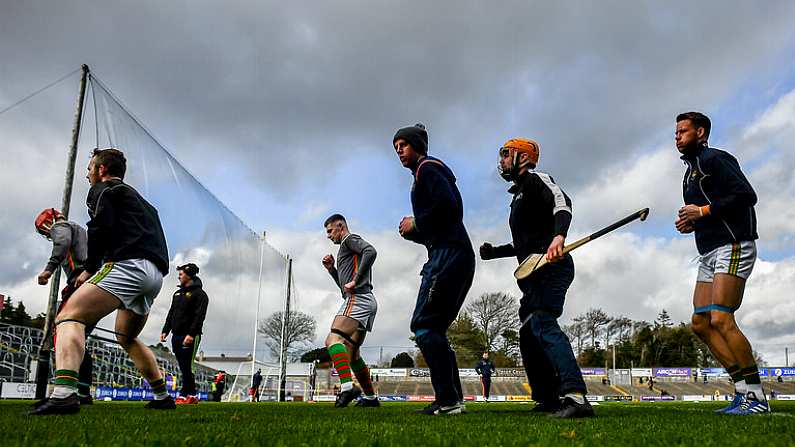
[3,1,795,196]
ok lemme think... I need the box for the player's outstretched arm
[480,242,516,260]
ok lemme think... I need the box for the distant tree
[0,296,13,321]
[9,301,33,326]
[390,352,414,368]
[30,312,46,330]
[563,319,586,355]
[498,328,521,364]
[447,312,486,367]
[583,308,610,348]
[466,292,519,351]
[656,309,673,328]
[258,311,317,361]
[578,346,607,367]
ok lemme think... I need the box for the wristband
[698,205,711,217]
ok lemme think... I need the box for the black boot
[549,395,594,418]
[29,394,80,416]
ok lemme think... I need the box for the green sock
[328,343,353,390]
[350,357,375,397]
[52,369,79,398]
[149,377,169,400]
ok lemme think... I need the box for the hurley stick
[514,208,650,280]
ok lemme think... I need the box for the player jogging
[33,208,94,405]
[674,112,767,415]
[31,148,175,415]
[480,138,593,418]
[322,214,380,407]
[394,123,475,416]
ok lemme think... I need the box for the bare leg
[690,282,738,367]
[115,309,163,384]
[55,284,121,375]
[709,274,755,366]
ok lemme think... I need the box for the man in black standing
[160,263,209,405]
[252,369,262,402]
[475,352,496,401]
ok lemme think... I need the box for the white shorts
[88,259,163,316]
[697,241,757,283]
[337,292,377,332]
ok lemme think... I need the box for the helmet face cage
[35,208,62,239]
[497,139,539,181]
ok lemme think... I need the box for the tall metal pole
[251,231,266,380]
[278,256,292,401]
[786,347,789,367]
[35,64,90,399]
[612,344,616,371]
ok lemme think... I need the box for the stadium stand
[0,323,215,392]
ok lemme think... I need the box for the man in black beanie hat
[393,123,475,415]
[160,263,209,404]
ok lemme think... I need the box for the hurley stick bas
[514,208,650,280]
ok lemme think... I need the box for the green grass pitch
[1,401,794,446]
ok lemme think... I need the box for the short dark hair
[92,147,127,179]
[676,112,711,141]
[324,213,346,227]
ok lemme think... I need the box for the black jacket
[407,156,473,252]
[681,146,758,255]
[161,277,209,337]
[488,171,573,263]
[475,359,495,378]
[85,179,169,275]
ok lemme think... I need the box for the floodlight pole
[35,64,89,399]
[278,256,292,401]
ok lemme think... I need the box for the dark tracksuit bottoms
[171,335,201,397]
[518,253,586,403]
[411,246,475,406]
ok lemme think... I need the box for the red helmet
[35,208,64,237]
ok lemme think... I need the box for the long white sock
[734,379,747,395]
[746,384,766,401]
[340,381,353,392]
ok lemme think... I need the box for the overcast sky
[2,1,794,366]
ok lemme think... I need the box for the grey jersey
[328,233,377,296]
[45,220,88,283]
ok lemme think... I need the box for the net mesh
[77,75,289,359]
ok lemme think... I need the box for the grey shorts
[337,292,377,332]
[697,241,757,282]
[88,259,164,316]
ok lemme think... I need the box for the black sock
[741,365,761,385]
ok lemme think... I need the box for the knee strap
[55,318,87,327]
[330,328,361,347]
[693,304,736,315]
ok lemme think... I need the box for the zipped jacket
[681,146,758,255]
